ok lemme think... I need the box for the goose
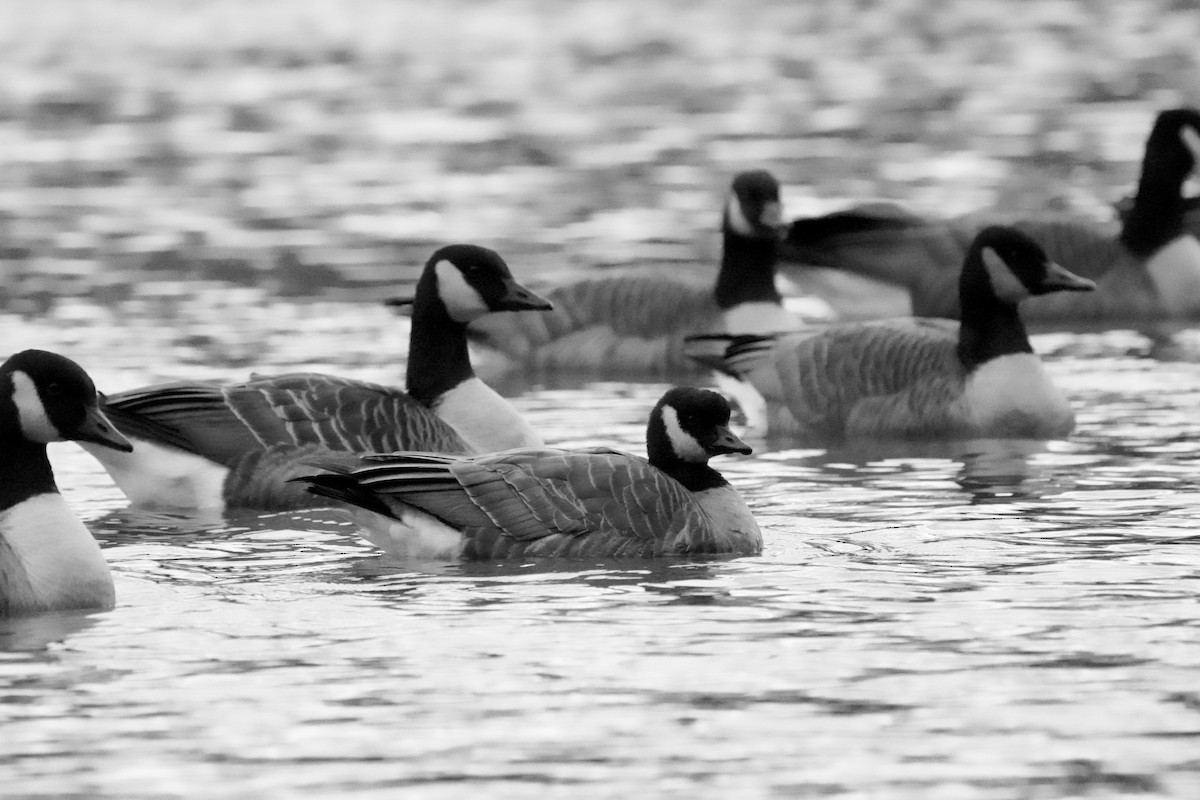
[412,170,810,377]
[1,350,132,616]
[292,386,762,560]
[781,107,1200,325]
[80,244,552,512]
[686,227,1095,441]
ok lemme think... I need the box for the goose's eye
[45,383,63,397]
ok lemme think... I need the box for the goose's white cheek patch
[981,247,1030,303]
[11,371,60,443]
[726,193,756,236]
[435,260,490,322]
[661,405,708,462]
[1181,124,1200,169]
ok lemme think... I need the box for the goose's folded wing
[308,448,697,550]
[783,205,968,287]
[224,444,346,510]
[100,382,262,465]
[464,270,716,371]
[737,319,962,432]
[224,373,470,455]
[451,449,692,542]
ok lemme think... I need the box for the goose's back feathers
[467,269,717,374]
[100,382,264,464]
[223,444,346,510]
[303,446,757,559]
[225,373,469,455]
[727,320,966,439]
[100,373,468,463]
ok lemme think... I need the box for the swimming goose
[293,386,762,560]
[1,350,132,616]
[781,107,1200,324]
[80,244,552,512]
[686,227,1095,441]
[436,170,808,376]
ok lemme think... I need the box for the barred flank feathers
[773,321,961,431]
[226,444,346,510]
[225,374,469,455]
[466,270,717,374]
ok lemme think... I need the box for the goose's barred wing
[783,206,969,294]
[301,448,707,559]
[225,373,469,455]
[224,444,346,510]
[100,382,262,465]
[465,270,717,373]
[734,319,964,438]
[101,374,470,467]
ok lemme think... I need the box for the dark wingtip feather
[682,334,736,373]
[785,203,928,246]
[290,471,394,517]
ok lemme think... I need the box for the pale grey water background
[3,306,1200,799]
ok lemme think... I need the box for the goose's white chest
[694,485,762,552]
[722,302,805,335]
[961,354,1074,437]
[0,493,114,615]
[434,377,542,453]
[1145,235,1200,316]
[80,439,230,511]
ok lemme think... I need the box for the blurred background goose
[781,107,1200,325]
[294,386,761,560]
[433,170,816,377]
[81,245,551,512]
[687,227,1095,441]
[1,350,132,616]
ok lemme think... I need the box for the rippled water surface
[5,307,1200,799]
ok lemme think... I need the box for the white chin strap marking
[726,193,757,236]
[660,405,708,462]
[981,247,1030,303]
[1181,125,1200,175]
[435,260,490,323]
[11,371,61,444]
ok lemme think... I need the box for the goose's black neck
[1120,127,1190,257]
[657,461,730,492]
[405,271,475,406]
[714,230,781,309]
[0,399,58,512]
[955,303,1033,370]
[956,257,1034,370]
